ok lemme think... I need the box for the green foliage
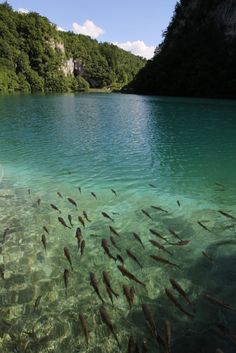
[0,3,146,93]
[129,0,236,99]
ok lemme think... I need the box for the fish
[101,211,114,222]
[41,234,47,251]
[218,210,236,221]
[141,209,152,220]
[149,239,172,256]
[99,306,120,349]
[57,191,63,198]
[205,294,236,312]
[0,264,5,280]
[43,226,49,234]
[110,236,121,251]
[149,184,156,188]
[127,335,138,353]
[149,229,170,244]
[214,324,236,344]
[109,226,120,236]
[151,205,168,213]
[169,278,191,305]
[116,254,125,266]
[133,232,145,249]
[198,221,211,232]
[68,215,73,227]
[64,247,73,270]
[164,320,171,353]
[202,251,215,264]
[102,271,119,298]
[91,192,97,199]
[33,295,42,312]
[141,338,148,353]
[123,285,132,309]
[50,203,61,213]
[215,182,225,188]
[28,189,31,195]
[78,216,85,228]
[90,273,104,303]
[37,198,41,206]
[126,249,143,269]
[171,240,191,246]
[142,304,165,348]
[78,187,82,194]
[58,217,71,229]
[67,197,77,208]
[111,188,117,196]
[117,265,146,287]
[79,313,89,347]
[177,200,180,207]
[101,239,116,261]
[165,289,194,319]
[83,211,91,222]
[150,255,180,269]
[2,228,10,242]
[63,269,69,297]
[80,240,85,256]
[168,229,181,240]
[75,227,82,238]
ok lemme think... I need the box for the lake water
[0,93,236,352]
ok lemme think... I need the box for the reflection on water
[0,93,236,352]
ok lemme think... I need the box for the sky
[4,0,177,59]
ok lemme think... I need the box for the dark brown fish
[0,264,5,280]
[169,278,191,305]
[151,205,168,213]
[78,216,85,228]
[67,197,77,208]
[43,226,49,234]
[123,285,132,309]
[57,191,63,198]
[198,221,211,232]
[68,214,73,227]
[102,271,119,298]
[133,232,145,249]
[168,229,181,241]
[219,210,236,221]
[109,226,120,236]
[127,335,138,353]
[64,247,73,270]
[83,211,91,222]
[41,234,47,251]
[142,304,165,347]
[117,265,146,287]
[165,289,194,319]
[99,306,120,349]
[202,251,215,264]
[79,312,89,347]
[111,188,117,196]
[164,320,171,353]
[171,240,191,246]
[28,188,31,195]
[33,295,42,312]
[75,227,82,249]
[149,239,172,256]
[126,249,143,269]
[141,209,152,220]
[205,294,236,312]
[110,236,121,251]
[58,217,71,229]
[63,269,69,297]
[37,198,41,206]
[90,273,104,303]
[149,229,170,244]
[91,192,97,199]
[177,200,180,207]
[78,187,82,194]
[150,255,180,269]
[116,254,125,266]
[80,240,85,256]
[101,239,116,261]
[149,184,156,188]
[141,338,149,353]
[215,182,225,188]
[214,324,236,344]
[102,211,114,222]
[50,204,61,213]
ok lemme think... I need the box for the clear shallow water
[0,93,236,352]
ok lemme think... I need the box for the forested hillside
[0,2,146,93]
[128,0,236,99]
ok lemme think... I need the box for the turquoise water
[0,93,236,352]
